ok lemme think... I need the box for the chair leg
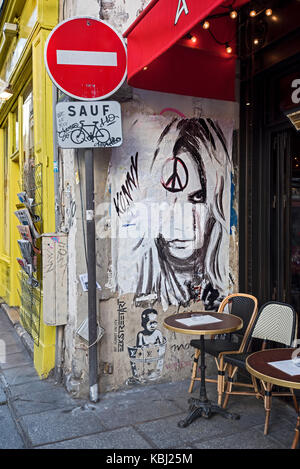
[292,414,300,449]
[222,365,237,409]
[189,349,200,393]
[263,382,272,435]
[251,375,262,400]
[290,389,299,414]
[217,357,225,406]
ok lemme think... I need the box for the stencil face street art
[127,308,166,384]
[109,112,233,313]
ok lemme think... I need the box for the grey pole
[85,149,99,402]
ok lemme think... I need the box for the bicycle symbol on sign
[70,120,111,145]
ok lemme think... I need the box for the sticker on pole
[56,101,122,148]
[44,17,127,101]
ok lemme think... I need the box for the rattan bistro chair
[189,293,258,405]
[222,301,298,435]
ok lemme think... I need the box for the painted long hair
[134,116,232,310]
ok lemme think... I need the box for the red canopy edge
[123,0,250,101]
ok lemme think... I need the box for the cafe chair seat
[222,301,298,435]
[189,293,258,405]
[190,339,240,356]
[220,352,252,370]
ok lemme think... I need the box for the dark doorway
[239,47,300,323]
[270,128,300,314]
[290,132,300,314]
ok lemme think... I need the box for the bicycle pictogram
[161,157,189,193]
[70,120,111,145]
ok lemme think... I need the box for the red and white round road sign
[44,17,127,101]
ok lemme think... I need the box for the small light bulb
[250,10,256,17]
[246,102,251,106]
[191,35,197,43]
[202,20,210,29]
[253,38,259,45]
[143,66,148,71]
[265,8,273,16]
[226,45,233,54]
[230,10,238,19]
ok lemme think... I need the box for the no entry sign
[44,17,127,100]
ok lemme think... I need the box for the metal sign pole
[85,149,98,402]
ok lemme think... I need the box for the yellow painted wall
[0,0,58,378]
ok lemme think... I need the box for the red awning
[123,0,249,101]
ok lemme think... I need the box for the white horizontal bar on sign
[56,50,118,67]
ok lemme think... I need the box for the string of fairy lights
[186,2,276,55]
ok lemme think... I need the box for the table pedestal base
[178,397,240,428]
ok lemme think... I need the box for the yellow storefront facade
[0,0,58,377]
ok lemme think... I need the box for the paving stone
[155,379,219,412]
[0,351,32,370]
[270,398,299,424]
[19,407,106,446]
[93,387,182,429]
[0,331,22,347]
[0,405,25,448]
[11,386,83,417]
[134,412,249,449]
[4,342,25,355]
[221,396,267,428]
[0,384,6,404]
[35,427,152,449]
[0,364,40,386]
[0,311,12,327]
[255,416,297,448]
[9,379,63,397]
[222,394,299,431]
[193,427,285,449]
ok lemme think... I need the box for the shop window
[3,125,10,256]
[13,107,19,155]
[22,85,35,192]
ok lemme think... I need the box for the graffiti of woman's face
[153,126,211,260]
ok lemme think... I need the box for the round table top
[246,348,300,389]
[163,311,243,336]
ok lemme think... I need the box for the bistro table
[163,311,243,428]
[246,348,300,449]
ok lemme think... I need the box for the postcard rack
[16,162,43,345]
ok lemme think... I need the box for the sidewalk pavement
[0,306,298,450]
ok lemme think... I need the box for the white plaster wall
[100,0,152,34]
[60,0,100,19]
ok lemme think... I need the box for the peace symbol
[161,157,189,193]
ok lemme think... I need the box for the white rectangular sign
[56,100,122,148]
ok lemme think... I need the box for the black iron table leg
[178,335,240,428]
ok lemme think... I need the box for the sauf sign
[44,16,127,148]
[56,101,122,148]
